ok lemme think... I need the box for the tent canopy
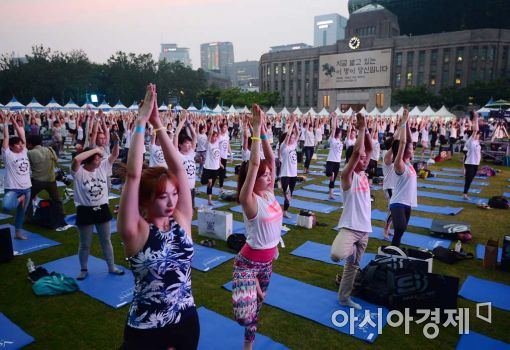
[368,107,380,117]
[187,104,199,112]
[64,98,81,110]
[158,103,169,111]
[380,107,394,117]
[97,100,111,111]
[358,107,368,115]
[334,107,342,116]
[434,105,455,119]
[280,107,290,116]
[421,106,435,117]
[26,98,46,110]
[227,105,237,115]
[293,107,303,116]
[318,107,329,116]
[111,100,128,111]
[408,106,422,117]
[213,104,223,114]
[46,98,62,109]
[128,101,138,111]
[305,107,317,116]
[266,106,277,115]
[6,97,25,110]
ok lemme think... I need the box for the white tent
[380,107,394,117]
[334,107,342,116]
[128,101,138,111]
[200,105,212,114]
[420,106,435,117]
[63,99,81,111]
[279,107,290,116]
[343,107,354,116]
[158,103,168,111]
[368,107,380,117]
[266,106,277,115]
[318,107,329,116]
[46,98,62,110]
[241,106,250,114]
[173,104,184,112]
[187,104,199,112]
[0,103,5,110]
[111,100,128,111]
[26,98,46,111]
[434,105,455,119]
[358,107,368,115]
[393,106,404,116]
[293,107,303,116]
[213,104,223,114]
[227,105,237,115]
[305,107,317,116]
[97,100,111,111]
[409,106,422,117]
[82,102,97,110]
[6,97,26,110]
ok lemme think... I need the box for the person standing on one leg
[389,109,417,247]
[326,115,343,199]
[330,113,373,310]
[233,105,282,350]
[463,112,481,200]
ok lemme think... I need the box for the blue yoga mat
[320,180,382,191]
[417,190,488,204]
[0,313,35,349]
[442,167,464,172]
[275,196,340,213]
[293,189,343,203]
[459,276,510,312]
[308,164,323,170]
[504,192,510,198]
[108,193,120,200]
[191,219,245,235]
[65,215,117,233]
[332,225,451,250]
[197,307,289,350]
[0,212,12,220]
[456,332,510,350]
[43,255,132,308]
[303,184,342,195]
[112,184,122,190]
[195,197,229,210]
[417,182,481,194]
[0,224,61,255]
[372,209,433,229]
[415,203,463,215]
[434,171,486,179]
[291,241,375,269]
[192,245,234,272]
[425,177,488,186]
[223,273,388,343]
[475,244,503,262]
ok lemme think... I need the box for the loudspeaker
[0,227,14,263]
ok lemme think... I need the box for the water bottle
[454,240,462,253]
[27,258,35,273]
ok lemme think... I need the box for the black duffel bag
[354,256,458,314]
[0,227,14,263]
[33,200,67,229]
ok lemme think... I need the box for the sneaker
[340,297,362,310]
[109,268,125,276]
[77,269,88,280]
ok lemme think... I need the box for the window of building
[455,73,461,85]
[456,47,464,63]
[406,72,413,86]
[274,81,278,90]
[481,46,487,61]
[290,80,294,90]
[274,64,279,75]
[395,73,401,86]
[407,51,414,66]
[430,76,436,86]
[297,61,302,74]
[488,68,493,79]
[282,64,286,75]
[305,61,310,74]
[431,50,438,65]
[313,60,319,73]
[472,47,478,62]
[480,68,485,80]
[417,71,424,85]
[395,52,402,67]
[289,95,293,106]
[267,66,270,76]
[470,68,477,83]
[313,78,318,90]
[305,79,310,92]
[443,49,450,64]
[290,62,294,75]
[418,51,426,66]
[488,46,495,61]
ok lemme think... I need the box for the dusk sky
[0,0,349,68]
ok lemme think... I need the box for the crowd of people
[2,85,506,349]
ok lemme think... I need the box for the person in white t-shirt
[326,116,343,199]
[463,112,481,200]
[389,110,417,247]
[2,114,31,240]
[330,113,373,310]
[279,115,298,218]
[149,132,167,168]
[196,124,208,176]
[302,117,315,174]
[218,122,232,194]
[201,121,221,205]
[71,133,122,281]
[174,112,197,208]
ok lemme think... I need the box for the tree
[392,85,440,107]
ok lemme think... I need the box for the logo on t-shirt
[290,150,297,164]
[334,142,342,154]
[84,177,106,201]
[183,159,196,180]
[219,139,228,151]
[212,148,220,159]
[154,149,165,163]
[14,158,30,175]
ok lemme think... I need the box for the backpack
[32,200,67,229]
[488,196,509,209]
[227,234,246,252]
[220,190,237,202]
[0,227,13,263]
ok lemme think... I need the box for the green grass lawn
[1,145,509,349]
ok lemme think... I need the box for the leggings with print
[232,254,272,343]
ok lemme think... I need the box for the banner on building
[319,49,391,89]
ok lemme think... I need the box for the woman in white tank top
[232,105,282,349]
[389,110,417,247]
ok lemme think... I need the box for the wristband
[260,134,268,140]
[135,126,145,134]
[251,136,261,141]
[112,141,119,146]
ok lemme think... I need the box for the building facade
[229,61,259,89]
[200,42,234,75]
[159,44,191,67]
[259,4,510,111]
[314,14,348,47]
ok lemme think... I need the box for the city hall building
[259,3,510,111]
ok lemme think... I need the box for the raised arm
[2,114,9,150]
[71,147,103,172]
[149,88,192,235]
[341,113,366,191]
[394,109,410,175]
[239,105,263,218]
[108,131,120,165]
[117,85,154,255]
[260,110,275,191]
[11,115,26,145]
[173,113,186,148]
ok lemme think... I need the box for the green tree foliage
[196,87,280,108]
[392,80,510,108]
[0,46,207,106]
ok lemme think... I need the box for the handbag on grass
[432,246,474,264]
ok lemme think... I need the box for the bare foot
[15,230,28,240]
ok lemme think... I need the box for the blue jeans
[3,188,31,230]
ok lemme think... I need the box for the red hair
[139,167,179,207]
[236,159,272,202]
